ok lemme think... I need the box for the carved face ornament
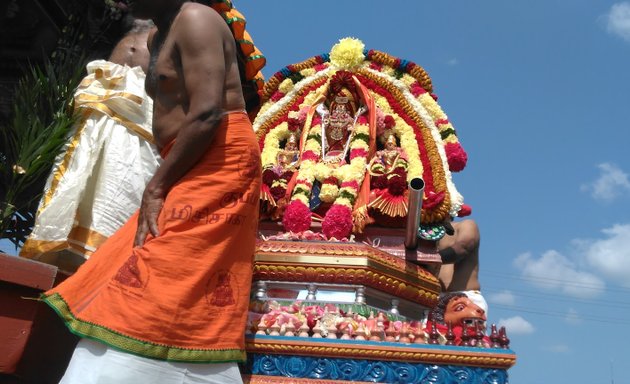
[444,296,487,327]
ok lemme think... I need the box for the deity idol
[276,132,300,170]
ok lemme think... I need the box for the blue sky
[3,1,630,383]
[231,1,630,383]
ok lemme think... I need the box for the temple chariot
[242,38,516,383]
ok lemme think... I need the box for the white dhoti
[20,60,160,271]
[60,339,243,384]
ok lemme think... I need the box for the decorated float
[242,38,516,383]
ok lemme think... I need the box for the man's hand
[134,188,164,247]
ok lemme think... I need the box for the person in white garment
[20,19,161,272]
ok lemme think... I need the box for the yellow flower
[293,194,309,205]
[279,78,294,94]
[271,180,288,188]
[300,68,316,77]
[329,37,365,70]
[261,122,289,165]
[400,74,416,87]
[381,65,396,77]
[335,197,353,208]
[320,183,339,203]
[303,90,323,106]
[314,162,333,181]
[354,124,370,135]
[419,93,446,120]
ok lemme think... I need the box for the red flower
[410,82,426,97]
[383,115,395,129]
[340,180,359,190]
[322,205,353,239]
[387,174,407,196]
[369,62,383,71]
[423,191,445,210]
[281,170,294,180]
[357,115,368,124]
[287,117,301,132]
[270,185,287,201]
[323,176,338,184]
[391,167,407,178]
[314,63,327,72]
[283,200,312,233]
[445,142,468,172]
[371,175,387,189]
[349,148,368,160]
[436,118,449,127]
[301,151,319,162]
[271,91,285,102]
[262,169,279,186]
[330,71,356,95]
[457,204,472,217]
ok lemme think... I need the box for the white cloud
[497,316,534,335]
[581,163,630,202]
[542,344,571,353]
[581,224,630,288]
[513,251,605,298]
[605,3,630,42]
[447,58,458,66]
[565,308,582,325]
[488,290,515,305]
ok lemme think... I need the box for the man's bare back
[437,219,481,292]
[145,2,244,150]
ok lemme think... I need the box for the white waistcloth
[60,338,243,384]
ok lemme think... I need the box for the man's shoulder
[454,219,479,233]
[173,3,229,37]
[178,2,223,23]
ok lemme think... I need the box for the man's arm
[134,6,228,246]
[438,220,480,264]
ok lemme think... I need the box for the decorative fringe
[260,184,277,207]
[368,190,408,218]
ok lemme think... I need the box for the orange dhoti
[43,111,261,363]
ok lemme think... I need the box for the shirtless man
[47,1,260,383]
[108,18,153,71]
[437,219,488,315]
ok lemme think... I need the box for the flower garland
[254,70,330,140]
[257,38,469,231]
[321,121,370,239]
[356,69,462,221]
[281,110,321,232]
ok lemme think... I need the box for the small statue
[369,133,405,176]
[276,132,300,170]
